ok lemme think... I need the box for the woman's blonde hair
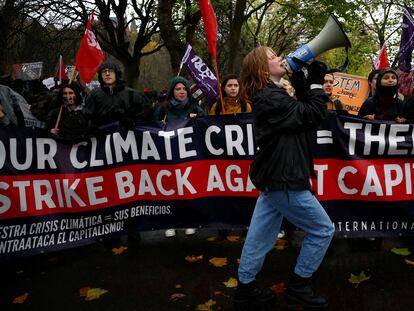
[240,46,275,100]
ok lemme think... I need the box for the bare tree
[40,0,162,87]
[158,0,201,75]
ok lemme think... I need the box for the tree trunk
[158,0,200,75]
[123,57,141,89]
[158,0,184,74]
[226,0,247,74]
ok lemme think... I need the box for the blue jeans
[238,190,334,283]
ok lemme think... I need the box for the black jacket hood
[98,60,125,87]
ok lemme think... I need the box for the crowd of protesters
[2,62,414,136]
[2,55,414,310]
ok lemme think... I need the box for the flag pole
[59,54,63,84]
[69,67,77,85]
[212,58,225,113]
[177,62,184,77]
[54,105,63,130]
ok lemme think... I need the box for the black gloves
[289,70,308,100]
[307,60,328,85]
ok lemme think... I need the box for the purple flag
[182,44,219,101]
[398,7,414,72]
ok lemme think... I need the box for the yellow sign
[332,73,369,115]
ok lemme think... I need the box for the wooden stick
[69,67,77,85]
[212,58,225,113]
[54,105,63,130]
[177,62,183,77]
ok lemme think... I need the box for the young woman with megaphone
[233,46,334,310]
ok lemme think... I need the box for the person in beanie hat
[153,76,204,237]
[358,68,405,122]
[84,59,152,131]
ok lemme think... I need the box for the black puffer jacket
[249,83,328,191]
[84,60,152,128]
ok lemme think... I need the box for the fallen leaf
[185,255,203,262]
[196,299,216,310]
[404,258,414,266]
[275,239,288,250]
[226,235,240,242]
[170,293,186,301]
[79,287,91,297]
[112,246,128,255]
[348,271,371,288]
[223,277,238,288]
[207,236,217,241]
[85,288,108,301]
[175,284,182,289]
[271,282,286,295]
[209,257,228,267]
[213,291,223,296]
[391,248,411,256]
[13,293,28,304]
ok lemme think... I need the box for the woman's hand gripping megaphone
[290,57,328,85]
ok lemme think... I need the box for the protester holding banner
[209,74,251,115]
[84,60,152,132]
[46,84,87,142]
[234,46,334,310]
[358,68,405,123]
[207,74,251,240]
[154,76,204,237]
[322,73,348,115]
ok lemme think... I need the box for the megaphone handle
[327,47,349,74]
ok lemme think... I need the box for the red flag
[75,11,105,83]
[54,55,67,83]
[373,42,390,70]
[199,0,218,59]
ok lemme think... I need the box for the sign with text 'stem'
[1,113,414,258]
[332,73,369,115]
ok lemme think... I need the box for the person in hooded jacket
[84,60,152,131]
[358,68,405,123]
[153,76,204,238]
[153,76,204,122]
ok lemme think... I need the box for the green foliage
[348,271,371,288]
[391,248,412,256]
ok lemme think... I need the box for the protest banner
[331,72,369,115]
[12,62,43,81]
[1,114,414,258]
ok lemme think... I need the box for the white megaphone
[284,13,351,72]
